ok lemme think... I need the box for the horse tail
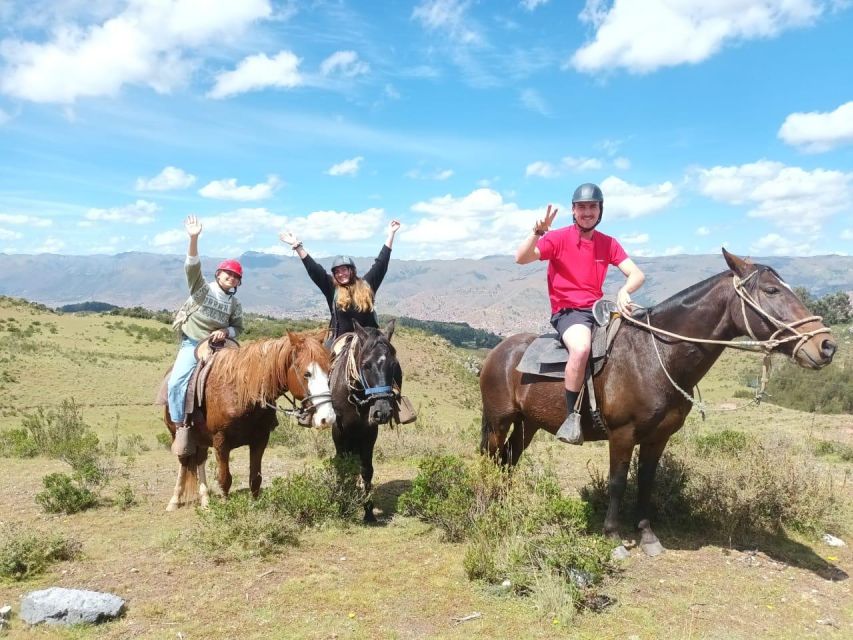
[180,459,199,505]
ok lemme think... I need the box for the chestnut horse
[164,330,336,511]
[329,320,400,522]
[480,249,836,557]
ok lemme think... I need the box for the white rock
[822,534,846,547]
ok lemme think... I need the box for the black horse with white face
[329,319,401,522]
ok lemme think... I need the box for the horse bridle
[265,360,333,426]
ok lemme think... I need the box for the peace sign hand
[533,204,557,235]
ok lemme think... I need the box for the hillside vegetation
[0,295,850,639]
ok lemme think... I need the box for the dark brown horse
[163,329,336,511]
[480,249,836,557]
[329,320,400,522]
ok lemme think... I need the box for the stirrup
[556,412,583,445]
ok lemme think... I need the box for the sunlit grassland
[0,295,850,639]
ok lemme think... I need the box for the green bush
[194,492,300,560]
[155,431,172,449]
[766,360,853,413]
[693,430,751,456]
[35,473,98,514]
[0,524,81,580]
[812,439,853,462]
[18,399,101,469]
[0,427,39,457]
[114,483,138,510]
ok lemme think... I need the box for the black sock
[565,389,580,415]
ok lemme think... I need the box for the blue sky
[0,0,852,260]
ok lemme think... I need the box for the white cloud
[135,166,196,191]
[198,175,280,201]
[613,156,631,170]
[521,0,550,10]
[85,199,158,224]
[696,226,710,236]
[621,232,649,244]
[405,188,541,258]
[695,159,852,232]
[406,167,454,181]
[570,0,825,74]
[326,156,363,177]
[778,101,853,153]
[841,229,853,240]
[0,213,52,227]
[525,161,559,178]
[0,0,273,103]
[320,50,369,77]
[600,176,677,219]
[520,88,550,116]
[0,228,22,240]
[34,237,65,253]
[751,233,816,256]
[384,83,400,99]
[662,245,685,256]
[208,51,302,99]
[412,0,482,45]
[562,155,603,171]
[152,228,185,247]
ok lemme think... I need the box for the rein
[264,360,333,426]
[340,335,395,407]
[621,269,830,412]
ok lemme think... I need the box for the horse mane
[212,329,330,414]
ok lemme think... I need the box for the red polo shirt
[536,225,628,313]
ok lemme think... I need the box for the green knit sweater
[172,256,244,341]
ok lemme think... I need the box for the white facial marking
[307,362,335,427]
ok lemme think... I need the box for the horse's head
[353,319,398,426]
[285,330,336,428]
[724,248,836,369]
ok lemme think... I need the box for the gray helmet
[571,182,604,228]
[331,255,356,271]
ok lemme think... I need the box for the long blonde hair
[336,278,374,313]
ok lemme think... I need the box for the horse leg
[359,427,379,523]
[604,439,634,560]
[635,441,667,557]
[196,448,210,509]
[215,443,232,497]
[504,418,537,466]
[166,461,187,511]
[248,430,270,499]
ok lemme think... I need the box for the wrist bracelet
[533,230,545,237]
[292,242,303,250]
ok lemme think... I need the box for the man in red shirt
[515,183,645,444]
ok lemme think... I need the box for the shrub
[766,360,853,414]
[35,473,98,514]
[0,427,39,457]
[19,399,101,469]
[0,524,81,580]
[155,431,171,449]
[812,439,853,462]
[194,492,299,560]
[692,429,751,456]
[114,483,138,510]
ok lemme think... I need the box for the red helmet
[216,259,243,279]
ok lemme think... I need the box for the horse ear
[722,247,753,278]
[287,330,303,346]
[352,320,368,341]
[384,318,396,342]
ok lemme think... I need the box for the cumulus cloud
[34,237,65,253]
[694,159,852,233]
[405,188,541,258]
[152,228,185,248]
[208,51,302,99]
[326,157,363,177]
[135,166,196,191]
[320,50,369,77]
[778,101,853,153]
[199,175,280,201]
[525,161,559,178]
[85,200,158,224]
[0,0,273,103]
[570,0,825,74]
[599,176,677,219]
[750,232,816,256]
[0,228,22,240]
[0,213,53,227]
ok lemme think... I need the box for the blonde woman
[279,220,400,340]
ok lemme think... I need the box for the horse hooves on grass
[641,540,665,557]
[611,545,630,561]
[165,501,179,512]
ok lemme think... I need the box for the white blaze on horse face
[307,361,335,427]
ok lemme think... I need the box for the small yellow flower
[348,612,356,619]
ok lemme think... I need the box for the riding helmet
[331,255,356,272]
[216,259,243,279]
[571,182,604,225]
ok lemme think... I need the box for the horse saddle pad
[154,338,239,413]
[516,316,622,380]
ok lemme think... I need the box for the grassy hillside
[0,295,851,639]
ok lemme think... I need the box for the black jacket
[301,245,391,339]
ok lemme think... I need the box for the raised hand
[185,215,202,237]
[279,230,300,247]
[533,205,557,235]
[389,219,401,234]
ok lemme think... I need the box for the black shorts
[550,308,595,338]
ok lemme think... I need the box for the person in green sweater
[168,215,244,457]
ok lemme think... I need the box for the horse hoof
[363,512,377,524]
[165,501,179,512]
[611,545,630,561]
[642,540,665,557]
[199,496,210,510]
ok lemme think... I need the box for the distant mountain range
[3,251,852,336]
